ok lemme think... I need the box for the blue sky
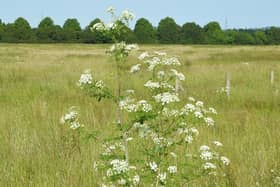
[0,0,279,29]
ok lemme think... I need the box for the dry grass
[0,44,280,186]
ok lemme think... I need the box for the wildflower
[209,107,217,114]
[138,52,149,60]
[185,103,195,112]
[92,22,106,32]
[185,135,193,144]
[130,64,141,73]
[203,162,216,170]
[153,92,180,105]
[204,117,214,126]
[157,71,165,79]
[120,9,135,21]
[170,69,185,81]
[200,145,210,152]
[200,151,213,161]
[117,178,126,185]
[220,156,230,166]
[69,121,83,130]
[195,101,204,107]
[144,80,160,89]
[189,127,199,136]
[95,80,104,89]
[194,111,203,118]
[133,175,140,185]
[158,172,167,183]
[110,159,129,174]
[168,166,177,174]
[78,70,93,86]
[213,141,223,147]
[149,161,158,172]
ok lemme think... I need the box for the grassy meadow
[0,43,280,186]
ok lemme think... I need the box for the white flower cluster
[138,51,181,71]
[199,144,230,173]
[107,42,138,57]
[78,69,93,86]
[78,69,106,90]
[109,159,129,175]
[92,7,135,32]
[130,64,141,73]
[179,98,217,126]
[149,161,158,172]
[119,98,152,113]
[177,126,199,144]
[167,166,177,174]
[144,80,175,91]
[170,69,185,81]
[153,92,179,105]
[133,122,150,138]
[60,107,84,130]
[102,142,125,156]
[104,157,139,186]
[158,172,167,184]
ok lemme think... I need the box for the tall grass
[0,44,279,186]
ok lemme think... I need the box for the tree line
[0,17,280,44]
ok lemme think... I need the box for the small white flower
[167,166,177,174]
[204,117,214,126]
[153,92,180,105]
[189,127,199,136]
[200,145,210,152]
[130,64,141,73]
[213,141,223,147]
[200,151,213,161]
[78,70,93,86]
[117,178,126,185]
[138,52,149,60]
[220,156,230,166]
[203,162,216,170]
[149,161,158,172]
[194,111,203,118]
[92,22,106,31]
[195,101,204,107]
[120,9,135,21]
[185,135,193,144]
[144,80,160,89]
[133,175,140,185]
[95,80,104,89]
[209,107,217,114]
[158,172,167,183]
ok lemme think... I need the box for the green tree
[182,22,205,44]
[12,17,32,41]
[234,31,255,45]
[266,27,280,44]
[204,22,226,44]
[0,19,3,41]
[62,18,81,42]
[158,17,181,44]
[134,18,156,43]
[254,30,268,45]
[37,17,60,42]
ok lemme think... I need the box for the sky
[0,0,279,29]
